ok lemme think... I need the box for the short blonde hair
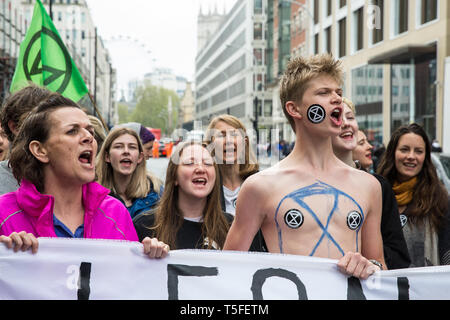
[279,54,343,131]
[343,97,356,114]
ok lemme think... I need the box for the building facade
[290,0,448,151]
[195,0,270,141]
[0,0,26,102]
[197,4,227,53]
[1,0,117,127]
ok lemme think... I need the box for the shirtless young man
[223,54,385,279]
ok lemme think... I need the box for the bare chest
[261,179,369,258]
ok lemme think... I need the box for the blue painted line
[274,180,365,256]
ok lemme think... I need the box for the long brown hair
[151,141,230,249]
[377,123,448,230]
[206,114,259,181]
[96,127,162,198]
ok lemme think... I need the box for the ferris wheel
[102,34,157,96]
[104,35,153,58]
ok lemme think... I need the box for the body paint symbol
[347,211,363,230]
[307,104,326,124]
[274,181,364,257]
[284,209,304,229]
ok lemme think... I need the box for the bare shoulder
[240,168,274,196]
[347,167,381,191]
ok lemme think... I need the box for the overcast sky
[85,0,237,93]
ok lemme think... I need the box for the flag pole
[87,93,110,133]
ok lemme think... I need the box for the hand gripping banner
[0,238,449,300]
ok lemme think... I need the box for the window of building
[352,8,364,53]
[326,0,332,16]
[338,18,346,57]
[314,33,319,54]
[393,0,408,36]
[314,0,319,24]
[254,22,263,40]
[324,26,331,53]
[351,65,384,145]
[254,0,263,14]
[390,56,437,140]
[371,0,384,45]
[339,0,347,8]
[421,0,437,24]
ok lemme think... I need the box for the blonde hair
[279,54,343,131]
[205,114,259,180]
[343,97,356,114]
[87,115,107,152]
[96,127,162,199]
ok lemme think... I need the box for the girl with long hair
[133,141,231,250]
[205,114,259,215]
[377,123,450,266]
[96,127,162,219]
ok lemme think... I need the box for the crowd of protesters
[1,54,449,281]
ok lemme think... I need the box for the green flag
[10,0,88,102]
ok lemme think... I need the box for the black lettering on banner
[167,264,218,300]
[251,268,308,300]
[397,277,410,300]
[77,262,92,300]
[347,276,367,300]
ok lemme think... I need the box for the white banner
[0,238,449,300]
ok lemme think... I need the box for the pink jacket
[0,179,138,241]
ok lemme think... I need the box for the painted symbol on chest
[284,209,304,229]
[347,211,363,231]
[274,181,364,257]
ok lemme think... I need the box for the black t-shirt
[133,211,266,252]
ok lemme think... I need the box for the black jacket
[373,173,411,269]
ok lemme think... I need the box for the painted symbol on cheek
[284,209,304,229]
[307,104,326,124]
[347,211,363,231]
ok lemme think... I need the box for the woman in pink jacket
[0,92,168,258]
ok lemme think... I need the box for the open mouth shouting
[119,158,133,168]
[79,150,94,168]
[192,177,208,187]
[330,106,343,127]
